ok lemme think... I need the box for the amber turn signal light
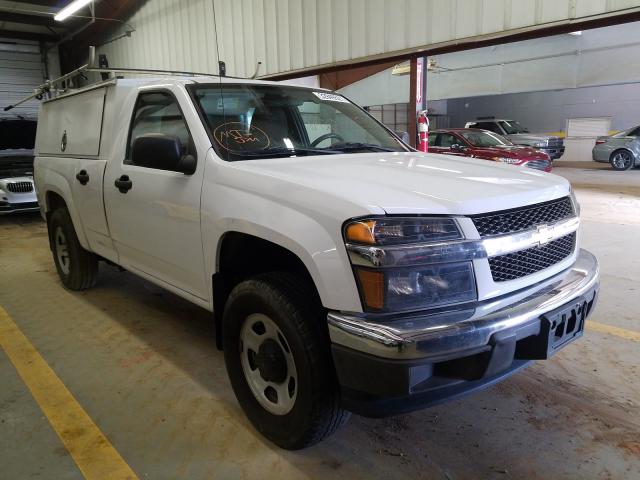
[356,269,385,310]
[345,220,376,244]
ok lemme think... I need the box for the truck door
[103,87,208,300]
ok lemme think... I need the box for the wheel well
[610,148,634,160]
[212,232,320,349]
[44,192,67,250]
[45,191,67,214]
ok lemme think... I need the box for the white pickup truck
[34,76,599,449]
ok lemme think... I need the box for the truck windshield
[190,84,408,161]
[460,130,513,147]
[499,120,529,134]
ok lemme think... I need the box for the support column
[408,56,427,148]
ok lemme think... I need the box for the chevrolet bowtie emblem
[535,224,554,245]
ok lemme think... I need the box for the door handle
[114,175,133,193]
[75,170,89,185]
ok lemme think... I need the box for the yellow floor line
[0,305,138,480]
[588,320,640,342]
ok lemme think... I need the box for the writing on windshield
[190,84,407,160]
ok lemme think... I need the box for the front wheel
[610,150,634,171]
[223,272,349,449]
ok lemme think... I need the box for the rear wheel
[49,207,98,290]
[223,272,349,449]
[610,150,634,171]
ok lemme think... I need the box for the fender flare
[41,175,90,251]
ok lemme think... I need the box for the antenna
[250,61,262,79]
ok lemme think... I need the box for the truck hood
[226,152,569,216]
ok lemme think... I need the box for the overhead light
[568,31,582,36]
[391,62,410,76]
[54,0,93,22]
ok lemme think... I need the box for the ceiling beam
[0,11,57,26]
[0,28,56,41]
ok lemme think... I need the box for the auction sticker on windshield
[313,92,349,103]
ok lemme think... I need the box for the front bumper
[539,146,565,160]
[328,248,599,417]
[0,200,39,214]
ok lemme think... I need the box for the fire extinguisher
[417,110,429,152]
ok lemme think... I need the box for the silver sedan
[592,125,640,170]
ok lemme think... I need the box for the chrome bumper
[328,248,599,361]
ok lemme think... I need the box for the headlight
[570,188,581,216]
[344,217,478,313]
[345,217,462,245]
[533,142,547,148]
[492,157,520,164]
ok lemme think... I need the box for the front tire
[610,150,634,171]
[49,207,98,290]
[222,272,349,449]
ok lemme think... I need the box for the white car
[34,75,599,449]
[0,119,39,214]
[0,174,38,214]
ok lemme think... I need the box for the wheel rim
[54,226,70,275]
[239,313,298,415]
[612,151,632,169]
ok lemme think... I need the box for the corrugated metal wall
[0,39,43,119]
[98,0,640,78]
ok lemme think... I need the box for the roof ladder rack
[4,46,229,112]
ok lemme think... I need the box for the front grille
[525,160,550,171]
[6,181,33,193]
[471,197,574,237]
[547,138,564,147]
[489,232,576,282]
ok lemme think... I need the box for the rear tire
[610,150,634,171]
[222,272,349,449]
[49,207,98,290]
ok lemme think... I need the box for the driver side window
[475,122,501,135]
[438,133,458,148]
[127,91,194,166]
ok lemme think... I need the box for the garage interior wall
[446,84,640,133]
[96,0,640,78]
[0,39,60,119]
[340,22,640,133]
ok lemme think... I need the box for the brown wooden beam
[319,60,398,90]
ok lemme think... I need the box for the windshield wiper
[324,142,399,153]
[235,146,339,158]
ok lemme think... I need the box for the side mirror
[131,134,196,174]
[451,143,465,152]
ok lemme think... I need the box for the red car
[427,128,552,172]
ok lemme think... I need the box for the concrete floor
[1,163,639,480]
